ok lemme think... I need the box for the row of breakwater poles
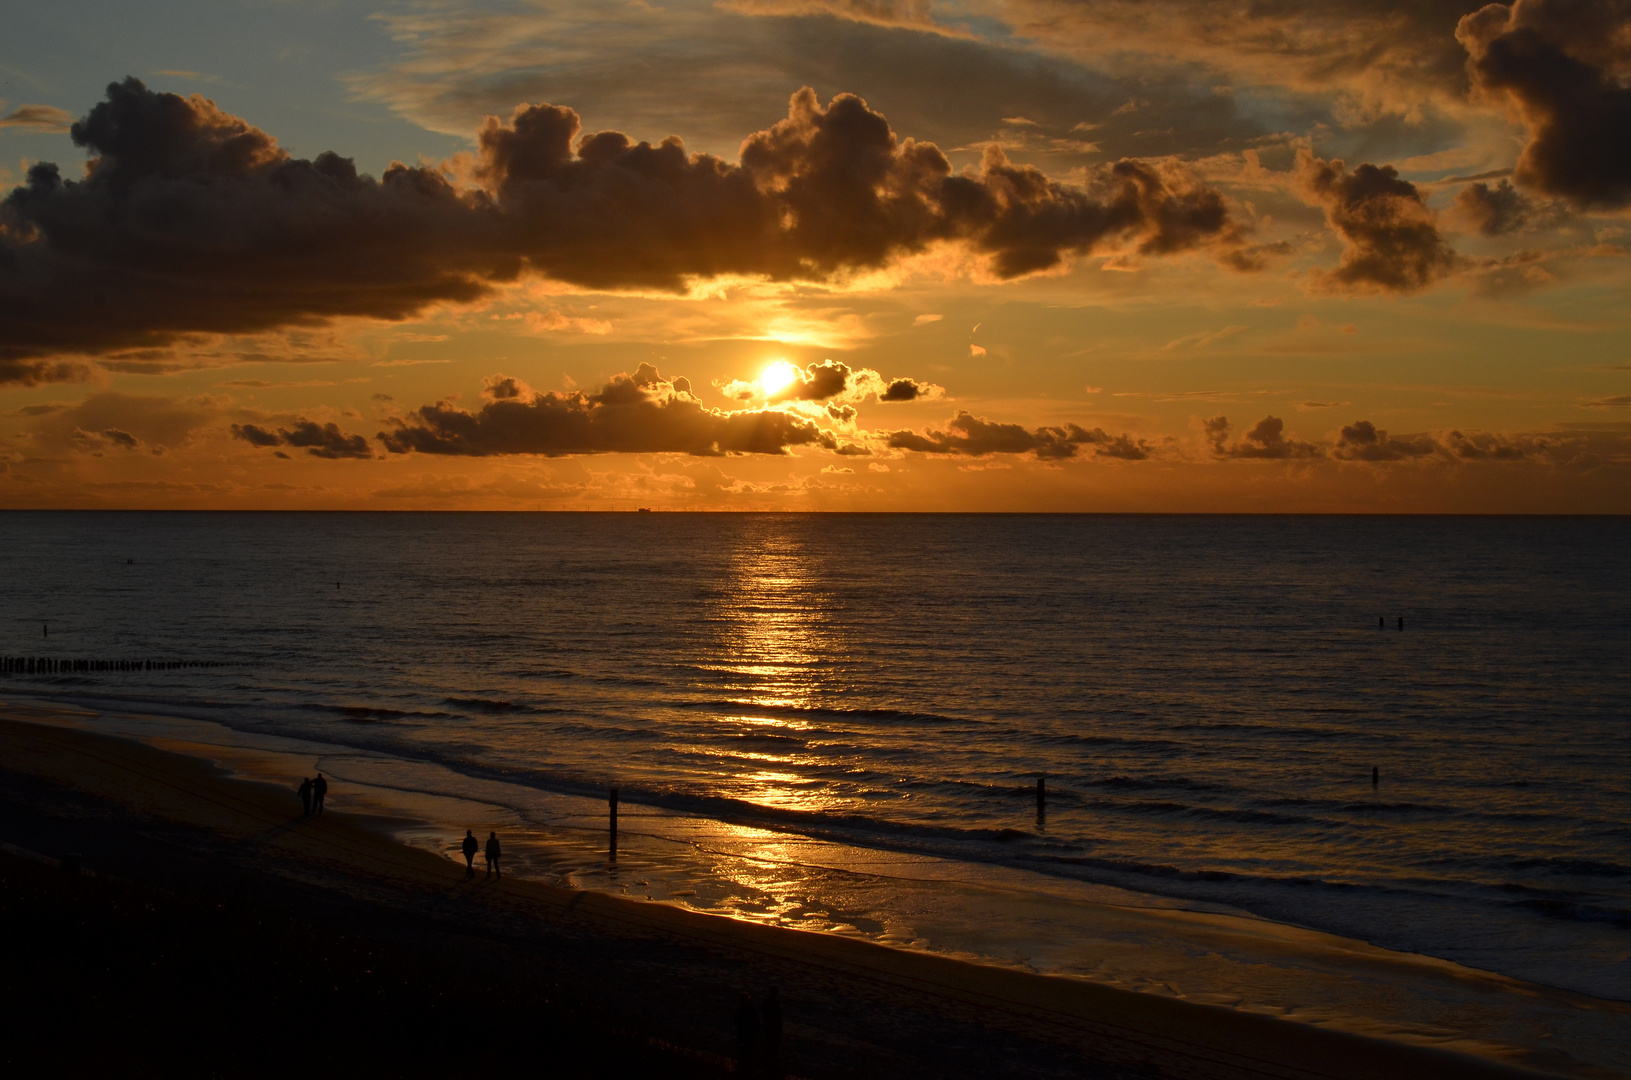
[1,657,228,674]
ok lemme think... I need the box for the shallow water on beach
[1,512,1628,1063]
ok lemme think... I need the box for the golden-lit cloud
[6,0,1631,511]
[0,79,1250,377]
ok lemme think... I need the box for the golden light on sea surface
[759,360,799,397]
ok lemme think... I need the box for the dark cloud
[887,411,1149,460]
[1451,179,1547,235]
[1458,0,1631,208]
[771,360,852,401]
[1204,415,1565,464]
[1,79,504,368]
[0,358,96,387]
[1204,415,1324,458]
[379,363,837,457]
[0,79,1249,371]
[231,420,374,459]
[1297,152,1461,292]
[878,377,931,401]
[231,424,282,448]
[1334,419,1439,460]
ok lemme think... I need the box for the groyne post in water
[1036,775,1046,824]
[609,787,619,862]
[1373,766,1379,786]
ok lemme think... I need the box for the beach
[0,710,1605,1080]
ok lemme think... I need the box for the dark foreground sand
[0,715,1575,1079]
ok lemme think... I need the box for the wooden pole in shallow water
[609,787,619,862]
[1036,775,1046,817]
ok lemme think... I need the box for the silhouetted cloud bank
[0,79,1250,372]
[888,412,1149,460]
[379,365,836,457]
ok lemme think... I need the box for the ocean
[2,512,1627,1069]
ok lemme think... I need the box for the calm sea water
[2,512,1628,1011]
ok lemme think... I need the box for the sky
[2,0,1630,511]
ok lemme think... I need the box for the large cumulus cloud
[1458,0,1631,208]
[0,78,1250,375]
[1296,151,1461,293]
[378,364,838,457]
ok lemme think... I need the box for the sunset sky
[3,0,1630,510]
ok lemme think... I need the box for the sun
[759,360,800,397]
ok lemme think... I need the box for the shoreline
[0,710,1610,1079]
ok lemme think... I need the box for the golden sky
[2,0,1630,510]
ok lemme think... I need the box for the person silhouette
[761,985,782,1072]
[461,830,478,878]
[485,832,502,878]
[312,772,328,814]
[734,991,760,1073]
[297,777,313,816]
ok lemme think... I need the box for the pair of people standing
[461,830,502,879]
[297,773,328,816]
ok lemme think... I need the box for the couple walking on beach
[297,773,327,816]
[461,830,501,879]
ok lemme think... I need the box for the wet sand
[0,713,1591,1079]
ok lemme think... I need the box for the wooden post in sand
[609,787,619,862]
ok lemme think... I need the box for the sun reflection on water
[707,523,855,813]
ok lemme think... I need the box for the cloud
[0,104,73,132]
[1204,415,1323,458]
[877,377,937,402]
[724,0,944,32]
[1458,0,1631,208]
[721,360,943,405]
[0,79,1249,369]
[774,359,852,401]
[887,410,1149,460]
[1296,151,1461,293]
[31,392,216,453]
[736,0,1477,119]
[1580,394,1631,409]
[1206,414,1572,464]
[1333,419,1440,460]
[231,420,374,459]
[379,363,837,457]
[0,358,96,387]
[1450,179,1550,235]
[1,79,502,367]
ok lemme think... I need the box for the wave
[442,696,527,713]
[329,704,457,722]
[675,698,976,728]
